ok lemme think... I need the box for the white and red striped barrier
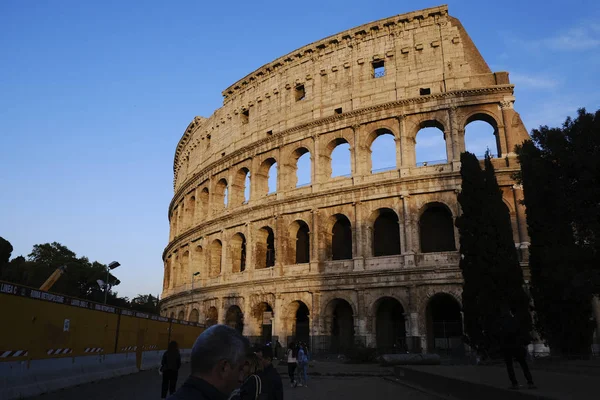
[120,346,137,352]
[84,348,104,353]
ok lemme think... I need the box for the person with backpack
[286,342,297,388]
[160,340,182,399]
[296,343,309,388]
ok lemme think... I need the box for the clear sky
[1,0,599,299]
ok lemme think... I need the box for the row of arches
[168,293,463,354]
[171,116,500,237]
[164,203,456,288]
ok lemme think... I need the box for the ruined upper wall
[173,4,504,190]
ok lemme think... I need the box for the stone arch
[419,202,456,253]
[225,305,244,334]
[255,226,275,269]
[163,257,171,290]
[251,301,274,345]
[324,298,356,352]
[283,300,310,345]
[209,239,222,277]
[171,253,179,289]
[180,250,190,286]
[288,220,310,264]
[415,120,448,166]
[256,158,278,196]
[193,245,204,279]
[199,187,209,220]
[186,195,196,227]
[205,306,218,327]
[327,213,353,260]
[425,292,463,354]
[230,232,247,273]
[214,178,228,211]
[463,111,502,158]
[189,308,200,323]
[169,311,176,319]
[325,138,352,178]
[171,206,179,237]
[232,167,251,206]
[370,208,401,256]
[367,128,397,173]
[177,310,185,320]
[373,296,407,352]
[289,146,312,189]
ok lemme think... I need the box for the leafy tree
[517,108,599,355]
[131,294,160,314]
[456,152,530,355]
[0,236,13,266]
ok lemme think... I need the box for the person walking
[296,343,308,388]
[161,341,182,399]
[256,345,283,400]
[168,324,251,400]
[499,308,536,390]
[286,342,297,388]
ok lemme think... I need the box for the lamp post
[104,261,121,304]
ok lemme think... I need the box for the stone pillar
[353,202,364,267]
[274,214,284,276]
[275,147,284,200]
[401,194,414,254]
[312,135,320,191]
[500,100,516,155]
[444,130,454,162]
[512,185,530,261]
[352,124,367,181]
[310,209,320,272]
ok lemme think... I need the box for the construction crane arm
[39,265,67,291]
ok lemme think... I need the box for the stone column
[275,147,284,200]
[310,209,320,272]
[352,124,366,182]
[353,202,364,270]
[512,184,530,261]
[500,100,516,155]
[220,230,227,283]
[274,214,284,276]
[312,135,320,191]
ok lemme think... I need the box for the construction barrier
[0,281,204,399]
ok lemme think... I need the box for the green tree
[0,236,13,266]
[456,152,530,355]
[517,108,599,355]
[131,294,160,314]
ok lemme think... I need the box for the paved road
[33,363,439,400]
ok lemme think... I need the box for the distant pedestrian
[168,324,251,400]
[296,343,309,387]
[256,345,283,400]
[286,342,297,388]
[499,307,536,390]
[161,341,182,399]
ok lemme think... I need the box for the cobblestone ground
[33,363,439,400]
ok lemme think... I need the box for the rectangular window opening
[420,88,431,96]
[241,109,249,124]
[295,84,306,101]
[373,60,385,78]
[334,107,343,115]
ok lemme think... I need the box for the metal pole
[104,267,109,304]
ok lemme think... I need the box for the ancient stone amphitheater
[161,4,530,354]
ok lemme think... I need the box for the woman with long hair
[160,340,181,399]
[286,342,298,388]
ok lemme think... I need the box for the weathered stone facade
[161,5,530,353]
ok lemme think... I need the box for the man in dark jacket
[500,308,536,390]
[168,324,251,400]
[256,345,284,400]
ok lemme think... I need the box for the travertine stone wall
[161,5,530,353]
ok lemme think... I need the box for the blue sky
[1,0,598,299]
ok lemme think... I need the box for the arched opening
[171,253,179,288]
[465,115,501,158]
[327,299,355,353]
[187,195,196,227]
[209,239,222,277]
[286,301,310,346]
[255,226,275,269]
[426,293,463,354]
[189,309,199,323]
[253,302,274,345]
[373,209,401,256]
[330,140,351,178]
[171,207,179,237]
[226,305,244,334]
[177,310,185,320]
[420,203,456,253]
[214,179,228,211]
[415,121,447,166]
[370,129,396,173]
[293,148,311,188]
[199,188,209,220]
[257,158,278,196]
[194,245,204,279]
[232,167,251,206]
[375,297,406,353]
[331,214,352,260]
[169,311,175,319]
[180,250,189,286]
[289,220,310,264]
[206,306,218,327]
[230,233,247,273]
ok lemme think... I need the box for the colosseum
[160,4,531,354]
